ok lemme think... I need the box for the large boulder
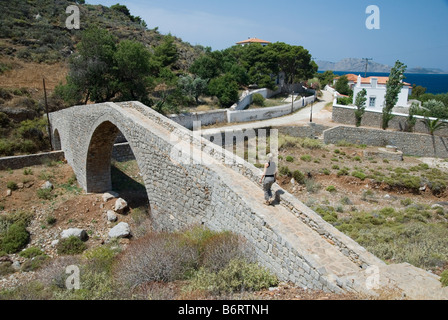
[61,228,88,241]
[108,222,130,239]
[114,198,128,215]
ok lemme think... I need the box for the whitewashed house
[352,74,412,110]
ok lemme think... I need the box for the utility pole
[43,78,53,151]
[362,58,373,78]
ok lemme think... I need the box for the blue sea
[322,71,448,95]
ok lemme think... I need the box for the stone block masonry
[48,101,448,299]
[0,151,65,170]
[332,104,448,137]
[323,125,448,158]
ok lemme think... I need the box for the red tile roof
[335,74,411,86]
[236,37,271,45]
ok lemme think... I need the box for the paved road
[202,90,334,134]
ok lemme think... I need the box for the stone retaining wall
[332,104,448,137]
[0,151,65,170]
[323,125,448,158]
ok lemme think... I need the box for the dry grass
[0,57,68,91]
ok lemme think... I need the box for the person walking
[259,153,277,206]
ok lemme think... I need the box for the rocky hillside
[317,58,392,73]
[0,0,204,157]
[317,58,447,74]
[0,0,204,105]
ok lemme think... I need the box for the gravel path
[202,90,334,134]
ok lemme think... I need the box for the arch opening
[85,120,150,211]
[53,129,62,151]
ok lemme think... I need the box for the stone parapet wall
[168,109,227,130]
[228,95,316,123]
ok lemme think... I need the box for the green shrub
[292,170,305,184]
[6,181,18,191]
[326,185,337,193]
[37,188,53,200]
[322,168,330,175]
[0,223,30,254]
[83,245,121,274]
[337,169,349,177]
[0,262,15,277]
[188,259,278,294]
[46,215,57,225]
[21,255,48,272]
[54,269,118,301]
[19,247,45,259]
[441,270,448,287]
[300,155,312,162]
[0,140,15,156]
[23,168,33,175]
[57,236,87,255]
[352,171,367,181]
[0,112,10,128]
[252,93,265,107]
[285,156,294,162]
[279,166,291,177]
[301,138,324,150]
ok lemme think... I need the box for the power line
[362,58,373,77]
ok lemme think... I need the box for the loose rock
[114,198,128,215]
[61,228,88,241]
[109,222,130,238]
[102,191,119,202]
[41,181,53,190]
[107,210,118,222]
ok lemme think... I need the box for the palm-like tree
[421,117,447,136]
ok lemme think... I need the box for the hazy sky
[85,0,448,71]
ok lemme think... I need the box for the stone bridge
[49,101,448,299]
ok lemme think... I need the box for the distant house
[236,37,271,47]
[334,74,412,110]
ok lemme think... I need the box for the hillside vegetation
[0,0,205,157]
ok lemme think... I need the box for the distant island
[316,58,448,74]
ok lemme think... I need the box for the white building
[352,74,412,111]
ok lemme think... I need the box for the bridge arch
[85,120,121,193]
[53,128,62,151]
